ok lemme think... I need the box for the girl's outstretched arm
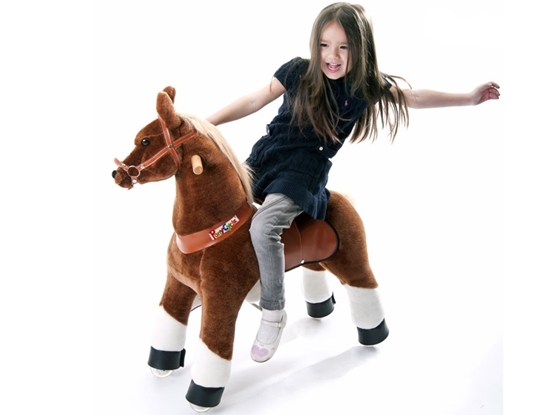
[206,77,286,126]
[397,82,500,109]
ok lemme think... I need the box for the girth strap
[176,201,253,254]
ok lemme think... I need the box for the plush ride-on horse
[112,86,389,412]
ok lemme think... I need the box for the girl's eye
[141,138,151,146]
[320,43,328,48]
[340,45,348,50]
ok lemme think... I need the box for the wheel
[189,403,210,413]
[150,368,173,378]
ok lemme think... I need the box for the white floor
[91,262,502,415]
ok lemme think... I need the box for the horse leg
[185,289,247,410]
[321,192,389,345]
[302,264,336,318]
[344,284,388,345]
[147,272,197,374]
[185,241,259,410]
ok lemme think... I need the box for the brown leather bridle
[114,116,196,186]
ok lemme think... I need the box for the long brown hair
[292,2,409,143]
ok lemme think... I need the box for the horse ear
[163,86,176,102]
[157,88,181,129]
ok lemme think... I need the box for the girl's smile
[320,21,351,80]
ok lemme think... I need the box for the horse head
[112,86,198,189]
[113,86,255,238]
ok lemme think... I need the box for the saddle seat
[282,213,339,271]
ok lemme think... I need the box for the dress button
[319,146,323,151]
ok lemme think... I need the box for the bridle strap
[114,116,196,184]
[159,116,185,169]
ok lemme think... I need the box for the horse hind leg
[148,272,197,375]
[302,264,336,318]
[345,284,389,345]
[303,263,388,345]
[321,191,389,346]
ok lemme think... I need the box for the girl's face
[319,21,351,80]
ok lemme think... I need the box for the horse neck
[172,161,249,236]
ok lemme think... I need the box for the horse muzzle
[112,163,137,189]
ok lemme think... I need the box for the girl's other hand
[470,82,500,105]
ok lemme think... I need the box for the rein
[114,117,196,185]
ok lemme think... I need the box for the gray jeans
[250,193,303,310]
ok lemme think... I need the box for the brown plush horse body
[113,87,389,412]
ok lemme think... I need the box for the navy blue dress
[245,57,373,220]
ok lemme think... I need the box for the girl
[206,2,500,363]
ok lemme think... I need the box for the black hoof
[147,346,186,370]
[186,380,225,409]
[306,293,336,318]
[357,319,389,346]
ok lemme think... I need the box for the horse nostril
[112,170,117,179]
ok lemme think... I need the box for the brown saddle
[282,213,339,271]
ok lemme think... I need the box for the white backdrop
[0,1,513,414]
[92,1,504,414]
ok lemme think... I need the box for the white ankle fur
[150,306,187,351]
[344,285,385,329]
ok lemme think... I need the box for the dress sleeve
[274,57,308,90]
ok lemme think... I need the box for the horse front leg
[185,290,243,411]
[148,271,197,376]
[184,240,259,411]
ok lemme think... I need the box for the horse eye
[141,138,151,146]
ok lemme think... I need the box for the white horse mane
[177,112,254,204]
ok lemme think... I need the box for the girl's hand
[470,82,500,105]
